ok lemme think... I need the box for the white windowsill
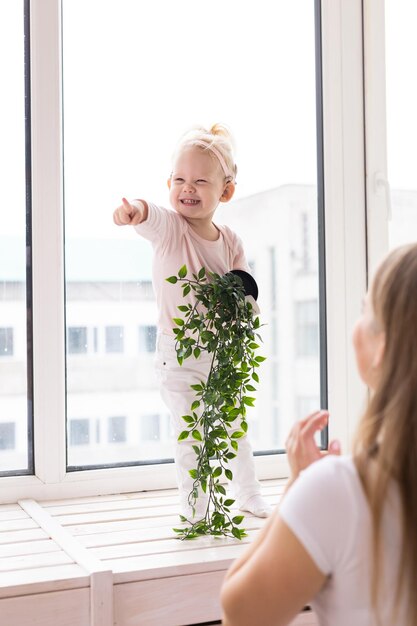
[0,479,317,626]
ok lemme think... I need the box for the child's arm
[113,197,148,226]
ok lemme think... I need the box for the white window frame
[0,0,370,503]
[363,0,390,273]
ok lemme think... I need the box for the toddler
[113,124,271,520]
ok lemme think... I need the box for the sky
[1,0,416,242]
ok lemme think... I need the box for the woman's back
[279,456,404,626]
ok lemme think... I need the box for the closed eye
[196,179,207,184]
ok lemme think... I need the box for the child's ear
[220,181,235,203]
[167,178,172,190]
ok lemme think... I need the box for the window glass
[63,0,321,467]
[138,325,157,354]
[67,327,88,354]
[69,419,90,446]
[108,416,127,443]
[0,2,31,474]
[385,1,417,248]
[105,326,124,354]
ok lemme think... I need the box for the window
[295,301,319,357]
[69,418,90,446]
[108,416,127,443]
[0,423,16,451]
[105,326,124,354]
[138,325,157,354]
[0,0,369,498]
[385,1,417,249]
[141,414,160,442]
[62,0,324,464]
[67,326,87,354]
[0,1,32,476]
[0,328,14,357]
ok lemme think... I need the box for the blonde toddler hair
[173,124,238,183]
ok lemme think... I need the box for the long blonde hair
[354,243,417,624]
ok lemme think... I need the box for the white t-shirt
[134,203,249,335]
[279,456,405,626]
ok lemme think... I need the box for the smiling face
[168,146,234,223]
[352,291,385,389]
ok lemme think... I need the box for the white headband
[193,140,234,180]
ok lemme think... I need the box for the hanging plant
[166,265,265,540]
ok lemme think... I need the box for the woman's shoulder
[299,455,361,493]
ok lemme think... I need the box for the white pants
[155,334,262,516]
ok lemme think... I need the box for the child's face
[168,147,233,221]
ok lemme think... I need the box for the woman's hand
[285,410,341,484]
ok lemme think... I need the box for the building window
[108,416,127,443]
[0,327,13,357]
[295,300,319,357]
[0,423,16,450]
[138,325,157,353]
[105,326,124,353]
[141,414,160,442]
[67,326,87,354]
[69,418,90,446]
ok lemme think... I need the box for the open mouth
[180,199,200,205]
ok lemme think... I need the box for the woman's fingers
[286,410,330,480]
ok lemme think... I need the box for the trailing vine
[166,265,265,540]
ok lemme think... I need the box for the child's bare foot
[239,495,272,518]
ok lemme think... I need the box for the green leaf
[183,284,191,296]
[177,305,189,312]
[190,383,203,391]
[198,267,206,279]
[252,372,260,383]
[225,469,233,481]
[192,430,202,441]
[232,515,244,525]
[166,276,178,284]
[189,469,198,479]
[245,384,256,392]
[178,430,189,441]
[212,466,222,478]
[255,356,266,362]
[241,421,248,432]
[190,400,200,411]
[182,415,195,424]
[231,431,244,439]
[232,527,243,540]
[173,318,184,326]
[224,499,235,507]
[192,445,200,455]
[178,264,188,278]
[193,347,201,359]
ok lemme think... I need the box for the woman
[221,244,417,626]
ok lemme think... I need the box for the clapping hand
[285,410,341,483]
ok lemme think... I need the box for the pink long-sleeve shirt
[134,203,249,336]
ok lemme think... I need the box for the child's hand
[113,197,146,226]
[285,410,341,483]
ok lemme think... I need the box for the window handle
[373,171,392,220]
